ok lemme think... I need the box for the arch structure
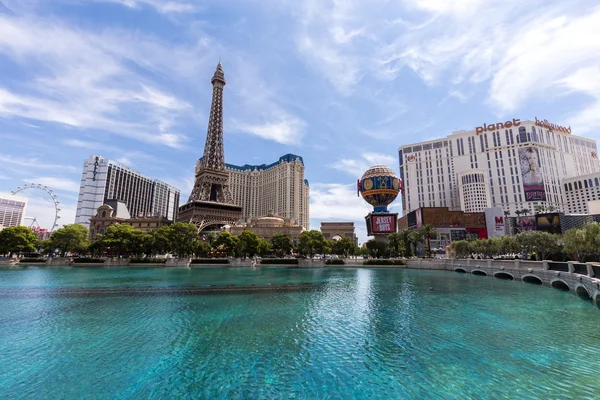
[493,271,514,280]
[522,274,543,285]
[472,269,487,276]
[550,279,570,291]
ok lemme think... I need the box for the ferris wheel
[11,183,61,232]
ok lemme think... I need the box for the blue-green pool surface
[1,267,599,399]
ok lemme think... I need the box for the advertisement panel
[366,213,398,235]
[516,216,536,233]
[536,213,561,234]
[519,146,546,201]
[484,207,506,238]
[406,209,422,229]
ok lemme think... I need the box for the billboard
[406,209,422,229]
[536,213,561,234]
[519,146,546,201]
[421,207,486,228]
[366,213,398,235]
[484,207,506,238]
[516,216,536,233]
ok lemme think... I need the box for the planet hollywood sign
[475,118,521,135]
[475,117,571,135]
[534,117,571,134]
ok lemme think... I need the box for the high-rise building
[75,155,180,228]
[224,154,310,230]
[398,117,600,216]
[562,172,600,215]
[0,193,28,228]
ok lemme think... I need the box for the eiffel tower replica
[177,62,242,231]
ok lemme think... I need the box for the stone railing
[407,258,600,305]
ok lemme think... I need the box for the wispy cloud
[25,177,81,193]
[0,15,198,148]
[331,152,397,177]
[233,116,305,145]
[0,155,77,171]
[94,0,198,14]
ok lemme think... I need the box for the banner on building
[484,207,506,238]
[519,146,546,201]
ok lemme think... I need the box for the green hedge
[73,258,105,263]
[191,258,229,264]
[325,259,345,265]
[363,259,405,266]
[260,258,299,265]
[130,258,167,264]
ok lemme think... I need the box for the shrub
[19,258,46,263]
[73,258,105,263]
[363,259,405,266]
[130,258,167,264]
[191,258,229,264]
[260,258,298,265]
[325,259,345,265]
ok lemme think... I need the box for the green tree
[237,230,260,257]
[270,233,294,257]
[562,228,587,262]
[481,237,499,259]
[214,232,239,256]
[517,231,559,261]
[331,237,355,258]
[418,224,437,258]
[397,230,414,257]
[0,226,38,257]
[297,230,328,258]
[258,238,272,256]
[498,235,521,256]
[450,240,470,259]
[469,240,485,257]
[194,240,211,258]
[97,224,141,256]
[166,222,199,257]
[47,224,90,257]
[386,232,405,257]
[152,225,172,255]
[365,239,388,258]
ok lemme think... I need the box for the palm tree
[419,224,437,258]
[515,210,522,217]
[521,208,531,216]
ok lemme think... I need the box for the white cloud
[94,0,198,14]
[331,152,397,177]
[0,155,77,171]
[309,182,381,244]
[25,177,81,193]
[0,15,197,148]
[233,116,305,145]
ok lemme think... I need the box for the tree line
[450,222,600,262]
[0,223,363,259]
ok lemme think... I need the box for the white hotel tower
[75,155,181,228]
[398,118,600,216]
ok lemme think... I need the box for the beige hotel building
[224,154,310,230]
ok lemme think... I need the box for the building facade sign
[484,207,506,238]
[475,118,521,135]
[534,117,571,134]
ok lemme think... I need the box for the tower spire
[201,62,227,170]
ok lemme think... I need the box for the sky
[1,0,600,244]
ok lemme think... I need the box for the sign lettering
[475,118,520,135]
[535,117,571,134]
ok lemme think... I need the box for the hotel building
[0,193,28,228]
[562,172,600,215]
[75,155,181,228]
[398,118,600,216]
[216,154,310,230]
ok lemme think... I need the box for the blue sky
[1,0,600,244]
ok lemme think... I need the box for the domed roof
[361,165,397,180]
[254,215,285,226]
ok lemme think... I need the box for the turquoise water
[1,267,599,399]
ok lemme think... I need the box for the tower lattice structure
[178,62,242,231]
[188,62,234,204]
